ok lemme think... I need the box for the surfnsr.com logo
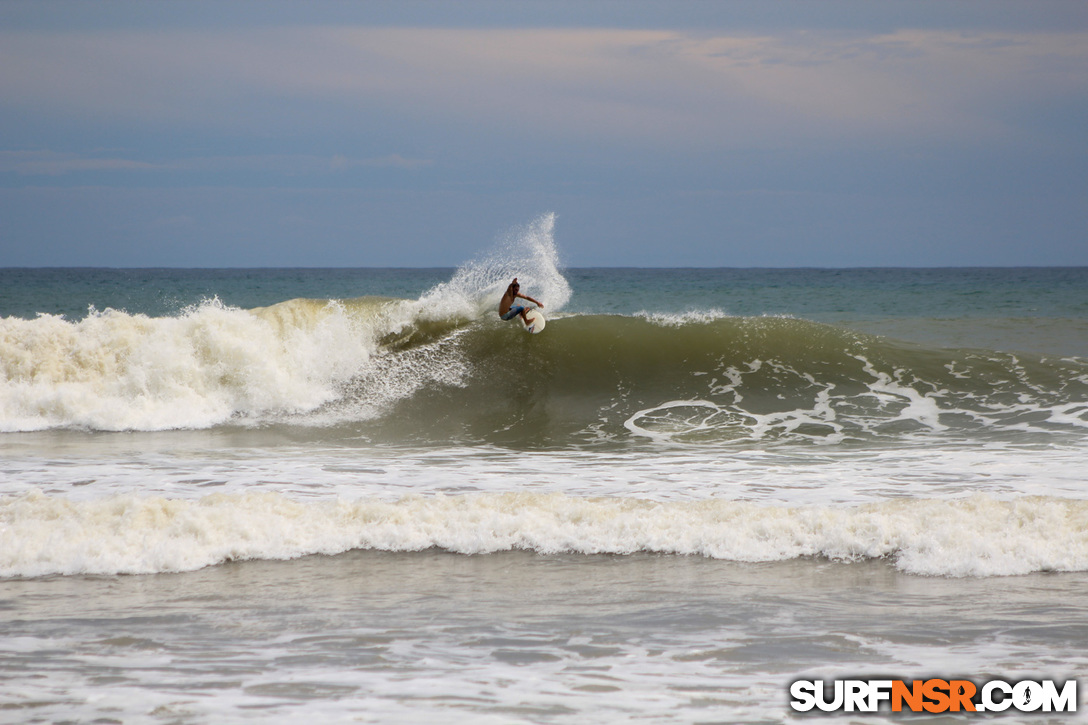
[789,679,1078,713]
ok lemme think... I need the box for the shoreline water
[3,552,1086,723]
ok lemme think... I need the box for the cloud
[0,150,431,176]
[1,26,1086,152]
[164,154,433,174]
[329,154,432,171]
[0,150,158,175]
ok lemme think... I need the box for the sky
[1,0,1086,268]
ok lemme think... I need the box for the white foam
[624,395,846,446]
[4,490,1087,579]
[0,298,378,431]
[636,308,731,326]
[855,354,948,431]
[298,326,473,427]
[621,345,1080,444]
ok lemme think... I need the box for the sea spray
[417,213,572,319]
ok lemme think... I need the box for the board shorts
[501,305,525,321]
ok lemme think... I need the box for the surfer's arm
[517,293,543,307]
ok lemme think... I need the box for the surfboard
[523,308,546,334]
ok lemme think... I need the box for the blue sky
[1,0,1086,267]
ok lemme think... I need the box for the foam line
[3,490,1087,579]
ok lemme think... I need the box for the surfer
[499,278,543,325]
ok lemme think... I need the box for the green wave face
[340,313,1088,448]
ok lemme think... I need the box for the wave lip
[3,490,1087,579]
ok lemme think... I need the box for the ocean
[2,215,1087,722]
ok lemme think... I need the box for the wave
[3,489,1086,579]
[2,302,1087,442]
[339,312,1088,446]
[1,213,1085,440]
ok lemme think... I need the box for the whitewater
[2,215,1087,722]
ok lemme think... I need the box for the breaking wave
[3,305,1087,443]
[3,489,1087,578]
